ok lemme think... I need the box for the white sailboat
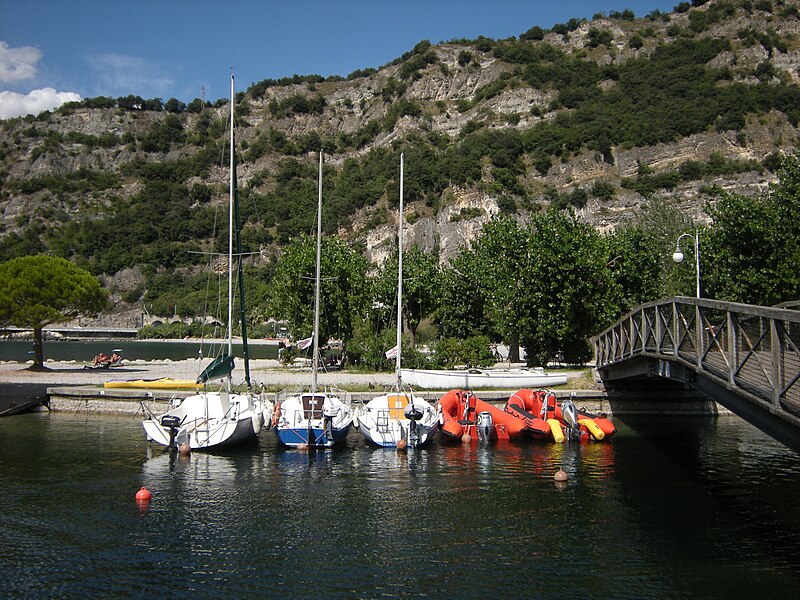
[142,74,272,450]
[356,153,439,448]
[273,152,354,448]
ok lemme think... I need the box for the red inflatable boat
[505,389,616,442]
[438,389,549,442]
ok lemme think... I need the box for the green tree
[373,245,439,348]
[268,235,368,364]
[605,224,665,314]
[521,211,617,365]
[705,151,800,304]
[0,256,107,369]
[436,256,489,340]
[436,217,528,360]
[632,197,697,297]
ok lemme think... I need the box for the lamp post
[672,231,701,298]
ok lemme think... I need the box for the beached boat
[504,389,616,442]
[356,154,439,448]
[400,366,567,390]
[273,153,353,448]
[105,378,201,390]
[438,388,549,443]
[141,74,272,450]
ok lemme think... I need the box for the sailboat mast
[227,73,235,390]
[311,151,323,394]
[396,153,404,391]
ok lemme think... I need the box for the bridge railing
[593,297,800,414]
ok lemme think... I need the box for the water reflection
[1,413,799,598]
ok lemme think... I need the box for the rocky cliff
[2,0,800,325]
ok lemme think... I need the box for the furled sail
[196,354,235,384]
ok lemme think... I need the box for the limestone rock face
[1,1,799,328]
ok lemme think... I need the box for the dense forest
[2,0,800,366]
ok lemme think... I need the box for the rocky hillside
[2,0,800,323]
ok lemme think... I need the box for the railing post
[695,302,703,369]
[655,304,663,354]
[629,314,635,358]
[770,317,782,407]
[641,306,649,352]
[727,310,737,386]
[673,301,680,357]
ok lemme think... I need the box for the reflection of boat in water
[357,154,439,449]
[140,74,272,451]
[273,154,353,448]
[105,378,201,390]
[505,389,616,442]
[438,389,549,443]
[401,366,567,390]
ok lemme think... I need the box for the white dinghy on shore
[399,366,567,390]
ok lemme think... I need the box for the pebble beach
[0,358,399,389]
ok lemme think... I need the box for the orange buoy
[461,433,472,444]
[397,439,408,451]
[297,443,308,451]
[554,469,568,482]
[135,487,152,502]
[179,443,191,455]
[135,487,152,512]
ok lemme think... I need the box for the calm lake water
[1,410,799,598]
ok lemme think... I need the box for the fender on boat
[593,417,616,438]
[578,418,605,440]
[546,418,564,443]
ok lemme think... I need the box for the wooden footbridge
[593,297,800,453]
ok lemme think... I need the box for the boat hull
[275,425,351,448]
[274,391,354,448]
[142,391,266,450]
[401,368,567,390]
[356,393,439,448]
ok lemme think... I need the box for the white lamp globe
[672,251,685,263]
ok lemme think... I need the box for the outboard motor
[476,411,494,443]
[404,401,423,447]
[322,400,339,442]
[160,415,183,449]
[561,399,582,442]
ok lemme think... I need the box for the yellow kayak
[104,378,202,390]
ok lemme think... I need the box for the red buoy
[135,486,152,503]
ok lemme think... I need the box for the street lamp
[672,231,701,298]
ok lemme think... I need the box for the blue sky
[0,0,677,119]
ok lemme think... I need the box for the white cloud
[0,41,42,83]
[0,88,81,119]
[87,53,173,97]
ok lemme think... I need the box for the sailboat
[141,74,272,450]
[273,152,354,448]
[356,153,440,448]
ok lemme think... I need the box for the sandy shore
[0,358,398,389]
[0,358,586,390]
